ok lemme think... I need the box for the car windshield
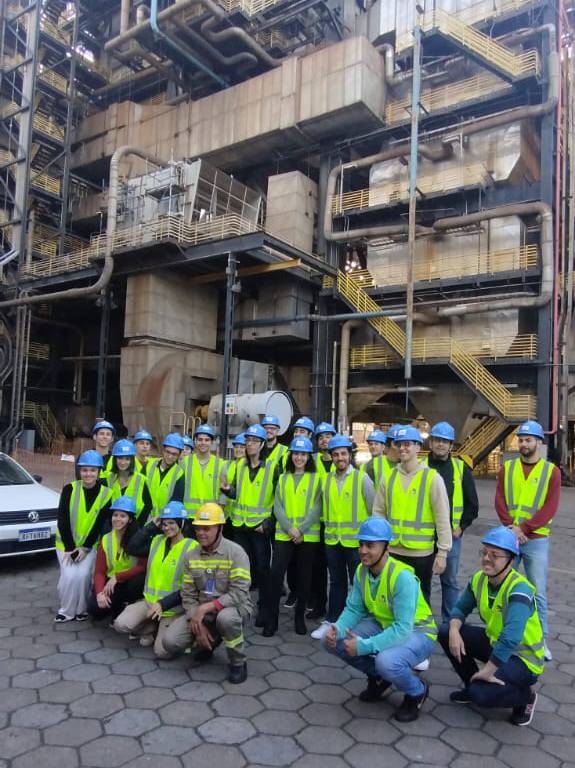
[0,454,33,486]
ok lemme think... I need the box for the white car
[0,452,60,557]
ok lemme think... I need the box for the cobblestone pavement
[1,478,575,768]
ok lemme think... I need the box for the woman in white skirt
[55,450,113,622]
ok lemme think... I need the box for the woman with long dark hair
[106,439,153,523]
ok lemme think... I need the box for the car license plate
[18,527,51,542]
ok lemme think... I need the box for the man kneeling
[164,502,252,684]
[322,517,436,722]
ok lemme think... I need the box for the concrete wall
[266,171,318,253]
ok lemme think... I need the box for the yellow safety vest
[386,466,437,550]
[368,455,396,491]
[56,481,112,550]
[503,458,554,536]
[223,460,238,520]
[471,568,544,675]
[232,459,276,528]
[101,530,137,577]
[322,468,369,548]
[315,453,334,479]
[143,535,198,616]
[135,456,157,481]
[99,455,114,480]
[358,557,437,640]
[183,454,221,518]
[266,443,287,470]
[106,472,147,521]
[276,472,321,542]
[148,462,184,514]
[423,456,464,530]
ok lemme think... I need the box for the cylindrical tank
[208,391,293,435]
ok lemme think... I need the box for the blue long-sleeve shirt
[451,577,535,666]
[334,566,421,656]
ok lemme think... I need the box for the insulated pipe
[379,43,412,88]
[0,147,166,309]
[0,249,19,268]
[338,319,361,434]
[120,0,130,34]
[200,16,282,69]
[105,0,202,50]
[171,17,258,69]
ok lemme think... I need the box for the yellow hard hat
[193,502,226,526]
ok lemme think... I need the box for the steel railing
[459,417,516,462]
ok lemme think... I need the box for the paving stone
[247,660,276,678]
[252,710,305,735]
[441,727,498,755]
[159,700,213,727]
[39,680,91,703]
[11,701,68,728]
[213,694,263,718]
[104,707,161,736]
[296,725,354,755]
[182,743,246,768]
[0,687,37,712]
[497,745,561,768]
[540,735,575,761]
[222,676,269,696]
[260,689,309,711]
[11,669,61,688]
[110,657,157,675]
[122,758,182,768]
[12,643,59,660]
[91,673,140,694]
[300,703,351,727]
[306,666,350,685]
[0,658,35,676]
[37,652,82,670]
[482,719,540,745]
[124,687,176,710]
[241,735,303,766]
[308,650,346,668]
[303,683,351,705]
[344,696,393,720]
[432,704,485,728]
[272,655,315,673]
[396,735,455,763]
[393,711,446,737]
[141,725,201,755]
[58,640,101,653]
[0,726,41,759]
[198,716,256,744]
[344,717,402,744]
[531,711,575,735]
[291,757,349,768]
[63,663,111,682]
[70,693,124,718]
[345,744,408,768]
[175,680,224,701]
[142,668,191,688]
[451,757,509,768]
[246,645,280,661]
[265,670,311,690]
[44,717,103,746]
[80,735,142,767]
[84,648,129,664]
[539,684,575,704]
[12,745,78,768]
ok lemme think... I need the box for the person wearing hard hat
[424,422,479,623]
[165,503,252,684]
[55,450,113,623]
[133,430,156,478]
[265,437,322,637]
[323,517,436,722]
[372,426,452,606]
[293,416,315,439]
[75,420,115,479]
[181,435,194,458]
[439,526,544,727]
[183,424,222,519]
[105,439,153,523]
[88,496,147,621]
[221,433,246,532]
[147,433,185,515]
[260,414,288,468]
[495,419,559,662]
[314,422,336,478]
[363,430,390,490]
[113,501,197,658]
[311,434,375,640]
[220,423,280,627]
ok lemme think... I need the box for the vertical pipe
[95,290,111,418]
[59,0,79,254]
[120,0,130,34]
[219,253,238,448]
[338,320,361,434]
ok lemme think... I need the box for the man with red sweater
[495,420,560,661]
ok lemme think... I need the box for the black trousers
[392,551,435,606]
[88,573,146,621]
[232,524,272,615]
[267,539,319,624]
[325,544,360,622]
[308,523,328,614]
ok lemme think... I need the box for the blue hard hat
[112,439,136,457]
[182,435,194,448]
[357,517,393,542]
[163,433,185,451]
[328,434,353,451]
[261,414,280,428]
[430,422,456,441]
[393,426,424,444]
[134,430,153,443]
[92,420,115,436]
[110,496,137,515]
[386,424,403,441]
[159,500,187,520]
[232,432,246,445]
[517,420,545,440]
[195,424,216,438]
[289,437,314,453]
[481,525,519,556]
[293,417,315,433]
[367,430,387,444]
[77,450,104,468]
[246,424,267,441]
[314,421,337,437]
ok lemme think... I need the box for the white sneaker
[413,658,430,672]
[543,641,552,661]
[311,620,331,640]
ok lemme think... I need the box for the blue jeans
[323,617,434,697]
[515,537,549,637]
[440,535,462,623]
[325,544,360,622]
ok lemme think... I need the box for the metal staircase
[336,271,535,421]
[23,402,65,448]
[458,417,516,467]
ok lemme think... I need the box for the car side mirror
[33,474,43,483]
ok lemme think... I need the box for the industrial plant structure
[0,0,573,468]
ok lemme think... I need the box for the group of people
[54,413,558,723]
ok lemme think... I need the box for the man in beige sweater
[372,426,452,606]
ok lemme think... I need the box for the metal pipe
[233,308,427,329]
[379,43,412,88]
[200,15,281,69]
[0,147,166,309]
[120,0,130,34]
[105,0,202,50]
[171,17,258,69]
[0,249,19,268]
[338,320,361,434]
[331,340,338,425]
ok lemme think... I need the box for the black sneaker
[294,614,307,636]
[359,676,392,702]
[75,613,89,622]
[228,662,248,684]
[54,613,74,623]
[262,623,278,638]
[450,688,472,704]
[284,592,297,609]
[306,608,325,620]
[394,682,430,722]
[510,691,538,726]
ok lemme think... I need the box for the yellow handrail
[460,417,515,461]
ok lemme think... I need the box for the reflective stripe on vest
[471,569,544,675]
[423,456,464,530]
[183,454,221,516]
[276,472,321,542]
[232,460,275,527]
[266,443,287,470]
[315,454,334,479]
[223,460,237,519]
[143,535,197,615]
[358,557,437,640]
[323,469,368,547]
[386,466,436,549]
[102,531,137,577]
[504,458,554,536]
[148,462,183,513]
[372,455,396,490]
[56,481,112,550]
[108,472,146,520]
